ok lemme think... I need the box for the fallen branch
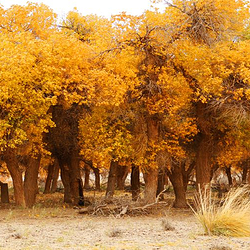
[78,197,167,216]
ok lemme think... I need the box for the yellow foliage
[1,0,250,173]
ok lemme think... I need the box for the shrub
[191,185,250,237]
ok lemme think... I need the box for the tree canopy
[1,0,250,207]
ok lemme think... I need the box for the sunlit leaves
[1,0,250,174]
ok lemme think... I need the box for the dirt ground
[0,206,249,250]
[0,191,249,250]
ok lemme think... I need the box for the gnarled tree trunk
[93,167,101,191]
[156,168,165,199]
[116,165,129,190]
[60,161,72,203]
[242,162,249,184]
[24,155,41,207]
[196,102,212,190]
[4,148,25,207]
[83,160,101,191]
[0,182,9,203]
[44,163,54,194]
[69,150,82,205]
[247,168,250,185]
[51,159,59,193]
[106,160,118,199]
[168,162,188,208]
[84,164,91,189]
[225,166,233,186]
[143,115,160,203]
[143,168,158,203]
[131,164,140,201]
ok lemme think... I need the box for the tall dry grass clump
[191,185,250,237]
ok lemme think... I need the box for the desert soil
[0,206,249,250]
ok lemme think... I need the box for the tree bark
[84,165,91,189]
[196,102,212,190]
[225,166,233,186]
[183,161,195,191]
[60,163,72,203]
[4,148,25,207]
[168,162,188,208]
[242,163,248,184]
[105,160,118,199]
[82,160,101,191]
[196,134,212,189]
[143,168,158,203]
[93,167,101,191]
[156,168,165,199]
[44,163,54,194]
[0,183,9,203]
[69,150,82,205]
[51,159,59,193]
[116,165,129,190]
[131,165,140,201]
[143,115,160,203]
[247,168,250,185]
[24,155,41,208]
[44,158,60,194]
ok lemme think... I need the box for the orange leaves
[1,0,250,171]
[79,106,133,167]
[0,3,57,39]
[0,4,58,151]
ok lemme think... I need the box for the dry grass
[161,219,175,231]
[106,228,123,238]
[191,185,250,237]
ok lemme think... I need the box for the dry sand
[0,207,249,250]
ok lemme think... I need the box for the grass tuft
[107,228,123,237]
[161,219,175,231]
[191,185,250,237]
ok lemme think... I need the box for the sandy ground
[0,207,249,250]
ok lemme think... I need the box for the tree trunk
[143,168,158,203]
[156,168,165,199]
[44,163,54,194]
[247,168,250,184]
[225,166,233,186]
[51,159,59,193]
[93,167,101,191]
[183,161,195,191]
[60,163,72,203]
[242,164,248,184]
[131,165,140,201]
[69,150,82,205]
[143,115,160,203]
[44,159,60,194]
[168,163,188,208]
[106,160,118,199]
[116,165,129,190]
[24,155,41,208]
[4,149,25,207]
[84,165,91,189]
[210,164,219,182]
[196,133,212,189]
[0,183,9,203]
[82,160,101,191]
[196,102,212,190]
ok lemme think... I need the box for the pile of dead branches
[78,197,168,217]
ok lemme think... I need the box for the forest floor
[0,191,249,250]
